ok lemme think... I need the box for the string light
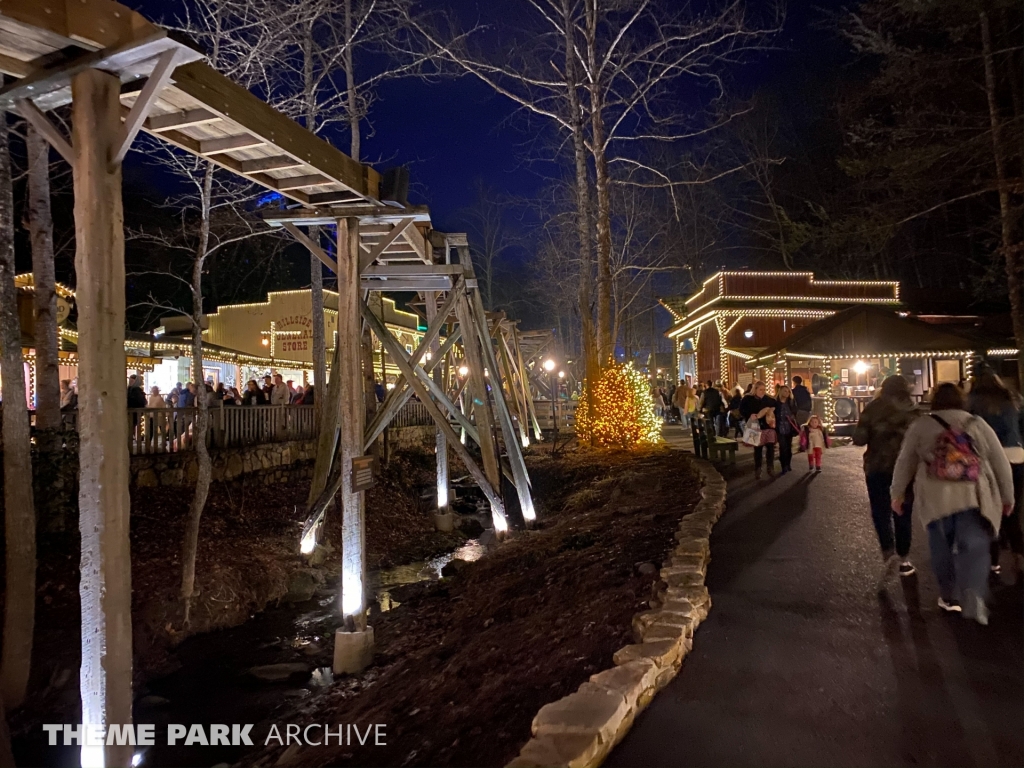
[575,363,661,448]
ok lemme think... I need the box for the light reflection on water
[373,538,485,611]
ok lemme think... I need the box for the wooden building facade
[661,272,901,388]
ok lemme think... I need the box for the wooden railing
[10,400,439,455]
[533,399,577,430]
[390,400,433,428]
[126,404,318,455]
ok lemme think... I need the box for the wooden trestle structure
[0,1,536,765]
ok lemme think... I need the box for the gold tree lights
[576,363,661,448]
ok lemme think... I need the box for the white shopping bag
[741,417,762,447]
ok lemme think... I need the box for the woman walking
[891,383,1014,623]
[853,375,921,586]
[774,385,800,474]
[740,381,779,479]
[968,368,1024,577]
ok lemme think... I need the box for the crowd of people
[126,373,316,410]
[663,366,1022,627]
[855,370,1021,625]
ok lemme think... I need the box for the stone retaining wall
[132,439,317,487]
[387,425,435,452]
[508,458,726,768]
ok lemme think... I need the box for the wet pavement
[608,426,1024,768]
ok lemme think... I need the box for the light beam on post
[333,216,373,673]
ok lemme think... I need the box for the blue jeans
[866,472,913,557]
[927,509,993,603]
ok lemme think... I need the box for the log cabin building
[660,271,901,389]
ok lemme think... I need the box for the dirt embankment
[10,448,461,732]
[243,446,701,768]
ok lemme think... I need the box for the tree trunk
[980,9,1024,385]
[27,125,60,432]
[563,0,599,444]
[301,28,328,427]
[0,105,36,711]
[345,0,361,162]
[310,237,326,422]
[180,163,215,627]
[585,2,613,366]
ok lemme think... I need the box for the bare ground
[240,446,701,768]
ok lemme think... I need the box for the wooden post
[336,217,367,627]
[72,68,133,768]
[455,291,504,522]
[425,291,450,516]
[460,247,537,525]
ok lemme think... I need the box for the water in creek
[23,538,487,768]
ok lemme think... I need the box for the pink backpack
[927,415,981,482]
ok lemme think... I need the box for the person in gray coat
[890,383,1014,624]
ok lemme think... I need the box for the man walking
[701,379,723,435]
[792,375,813,424]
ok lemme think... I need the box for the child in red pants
[800,415,831,472]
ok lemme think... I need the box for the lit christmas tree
[576,363,662,448]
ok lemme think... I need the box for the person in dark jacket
[727,386,744,438]
[774,385,801,474]
[968,368,1024,576]
[127,374,147,409]
[300,384,315,405]
[853,375,921,587]
[740,381,779,479]
[242,379,267,406]
[792,376,813,423]
[701,379,724,434]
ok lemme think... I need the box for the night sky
[123,0,845,234]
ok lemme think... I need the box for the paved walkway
[608,425,1024,768]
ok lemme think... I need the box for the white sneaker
[877,554,900,591]
[962,589,989,626]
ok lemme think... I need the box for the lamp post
[543,359,557,450]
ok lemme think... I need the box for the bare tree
[25,125,61,431]
[144,0,277,624]
[0,108,36,710]
[402,0,778,375]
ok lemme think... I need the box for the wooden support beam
[362,264,464,277]
[199,133,264,155]
[358,217,415,272]
[276,174,334,191]
[336,217,368,625]
[170,61,378,199]
[515,329,544,440]
[360,278,453,292]
[240,155,304,174]
[307,191,367,206]
[454,291,503,500]
[362,299,464,448]
[111,47,182,166]
[361,299,504,518]
[146,108,220,132]
[460,246,537,524]
[425,291,450,512]
[16,98,74,166]
[71,66,134,768]
[283,223,338,273]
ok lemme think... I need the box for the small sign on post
[351,455,377,492]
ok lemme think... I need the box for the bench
[691,417,738,463]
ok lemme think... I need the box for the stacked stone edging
[507,458,726,768]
